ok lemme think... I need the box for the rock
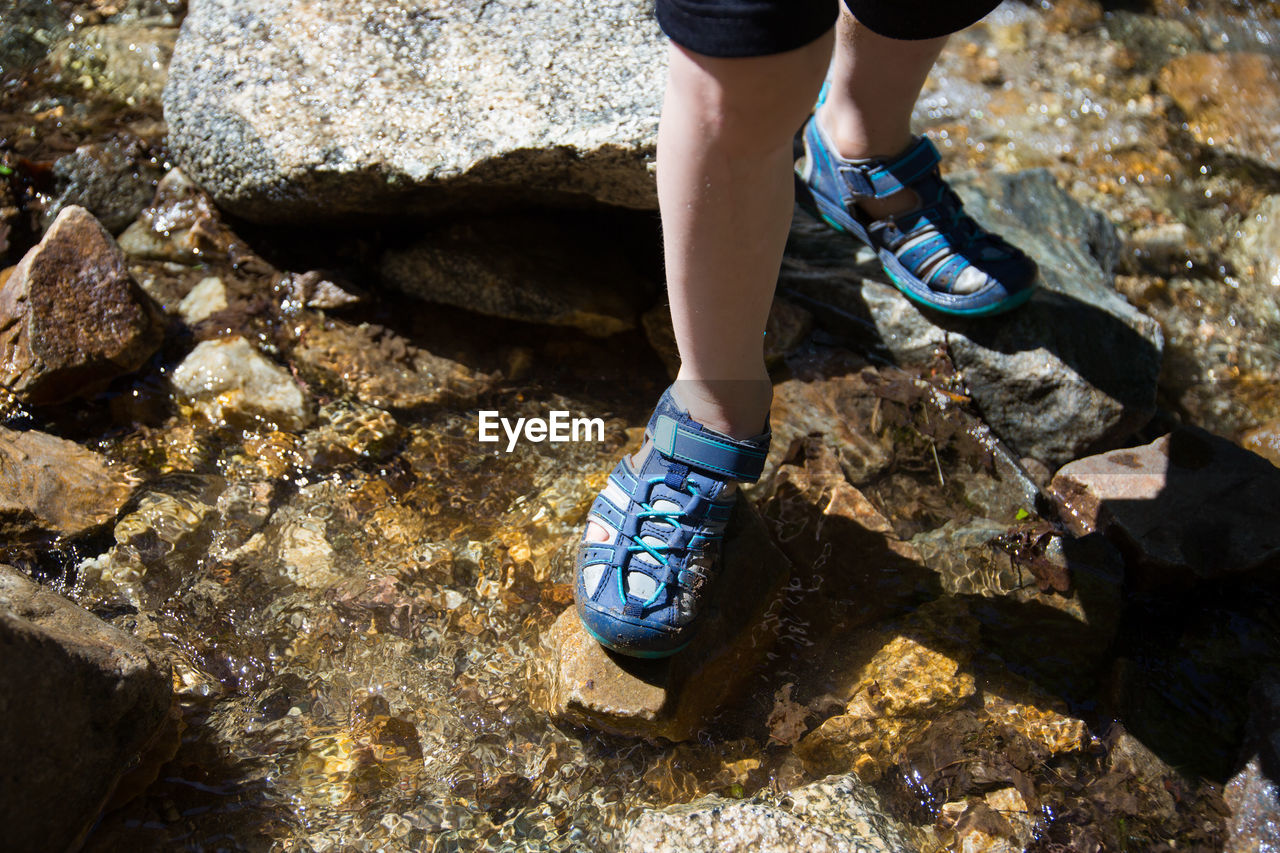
[171,336,313,430]
[49,24,177,107]
[292,318,491,410]
[545,498,791,741]
[380,214,655,336]
[115,168,233,265]
[1231,194,1280,289]
[643,296,813,379]
[1225,677,1280,853]
[0,0,68,74]
[1242,421,1280,468]
[911,522,1124,695]
[1225,758,1280,853]
[177,275,227,324]
[783,170,1163,468]
[0,566,173,853]
[1159,52,1280,165]
[163,0,664,223]
[1049,427,1280,582]
[796,597,978,780]
[0,205,165,405]
[623,772,916,853]
[79,474,224,608]
[282,270,363,310]
[0,426,139,542]
[42,141,165,234]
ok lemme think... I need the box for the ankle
[670,376,771,441]
[815,104,913,163]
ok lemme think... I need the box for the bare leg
[585,35,831,544]
[818,8,946,219]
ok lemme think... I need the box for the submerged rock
[0,0,68,74]
[1159,52,1280,165]
[0,205,165,405]
[171,336,313,430]
[49,24,177,108]
[42,141,165,234]
[623,772,917,853]
[1049,427,1280,583]
[0,426,139,542]
[292,318,492,410]
[545,499,790,741]
[164,0,664,222]
[0,566,173,853]
[783,170,1163,468]
[1225,678,1280,853]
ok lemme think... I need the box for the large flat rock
[0,566,173,853]
[163,0,664,223]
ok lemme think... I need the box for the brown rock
[1159,52,1280,164]
[1049,427,1280,582]
[0,426,139,542]
[545,498,791,741]
[292,318,492,410]
[0,566,173,853]
[0,205,163,405]
[1242,420,1280,468]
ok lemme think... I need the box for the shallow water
[2,1,1280,851]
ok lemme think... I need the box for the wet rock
[1159,52,1280,165]
[1225,677,1280,853]
[164,0,664,222]
[644,297,812,379]
[623,772,917,853]
[176,274,227,324]
[42,141,165,234]
[545,498,791,741]
[0,205,165,405]
[784,170,1163,468]
[1050,427,1280,583]
[292,318,491,410]
[1225,757,1280,853]
[909,522,1124,695]
[116,168,230,265]
[50,24,177,107]
[300,400,400,469]
[79,474,224,608]
[0,565,173,853]
[282,270,364,310]
[1231,194,1280,289]
[171,335,313,430]
[1242,421,1280,468]
[0,426,139,542]
[796,597,978,780]
[0,0,68,73]
[381,214,655,337]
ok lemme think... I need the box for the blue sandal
[574,386,771,658]
[795,113,1038,317]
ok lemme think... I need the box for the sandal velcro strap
[650,414,769,483]
[838,136,941,200]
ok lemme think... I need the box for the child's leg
[576,32,832,656]
[818,10,947,220]
[660,37,832,439]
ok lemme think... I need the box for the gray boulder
[783,169,1163,468]
[623,772,916,853]
[0,566,173,853]
[163,0,664,223]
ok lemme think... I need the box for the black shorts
[655,0,1002,57]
